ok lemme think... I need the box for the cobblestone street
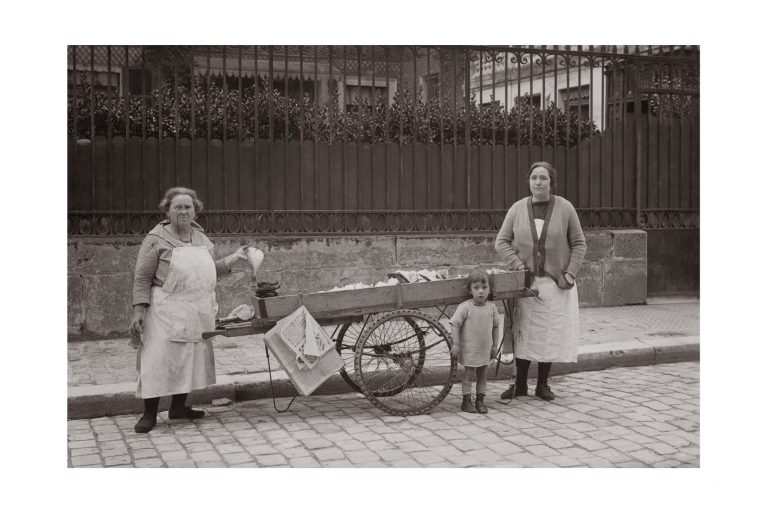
[67,362,699,468]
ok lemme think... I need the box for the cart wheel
[354,309,457,416]
[334,321,365,393]
[336,316,422,395]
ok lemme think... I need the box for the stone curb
[67,336,699,420]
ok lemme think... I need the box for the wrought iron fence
[67,45,699,235]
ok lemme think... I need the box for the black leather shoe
[134,415,157,433]
[168,407,206,420]
[501,384,528,399]
[535,385,556,401]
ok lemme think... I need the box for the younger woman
[450,269,501,414]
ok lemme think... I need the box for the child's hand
[490,349,497,360]
[450,344,460,357]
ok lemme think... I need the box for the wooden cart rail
[203,271,531,340]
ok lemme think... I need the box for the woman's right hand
[450,343,460,357]
[130,306,146,336]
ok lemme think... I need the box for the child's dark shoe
[461,394,476,413]
[475,393,488,414]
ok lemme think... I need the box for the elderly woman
[495,162,586,401]
[129,187,251,433]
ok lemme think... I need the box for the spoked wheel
[354,309,457,416]
[336,316,422,395]
[334,321,366,393]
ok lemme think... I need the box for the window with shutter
[128,69,152,96]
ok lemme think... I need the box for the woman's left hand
[557,271,575,290]
[223,246,252,271]
[233,246,249,261]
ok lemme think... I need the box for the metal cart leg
[264,344,299,413]
[493,298,518,404]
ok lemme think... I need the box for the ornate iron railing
[68,207,698,237]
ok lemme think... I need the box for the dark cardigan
[494,195,587,281]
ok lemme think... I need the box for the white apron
[513,276,579,363]
[136,246,217,398]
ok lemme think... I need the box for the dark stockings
[169,393,205,420]
[135,394,204,433]
[143,397,160,417]
[537,362,552,389]
[515,358,531,390]
[515,359,552,389]
[170,393,188,411]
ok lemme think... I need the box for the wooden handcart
[203,269,535,416]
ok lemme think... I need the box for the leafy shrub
[68,75,598,146]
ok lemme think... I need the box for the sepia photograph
[66,43,700,469]
[2,0,764,509]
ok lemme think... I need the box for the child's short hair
[466,268,492,293]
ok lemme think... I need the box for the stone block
[583,231,613,261]
[610,230,647,260]
[576,261,603,307]
[396,236,497,266]
[67,242,78,272]
[602,260,647,306]
[81,274,134,337]
[281,267,349,295]
[237,236,397,271]
[68,275,84,336]
[70,240,142,275]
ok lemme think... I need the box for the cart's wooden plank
[249,272,528,323]
[400,279,468,307]
[252,285,399,321]
[205,273,531,339]
[492,271,527,294]
[400,272,527,307]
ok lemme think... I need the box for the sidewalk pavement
[68,297,699,420]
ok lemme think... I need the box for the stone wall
[68,230,647,340]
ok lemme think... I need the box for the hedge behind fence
[68,77,599,147]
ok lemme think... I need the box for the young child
[450,268,501,414]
